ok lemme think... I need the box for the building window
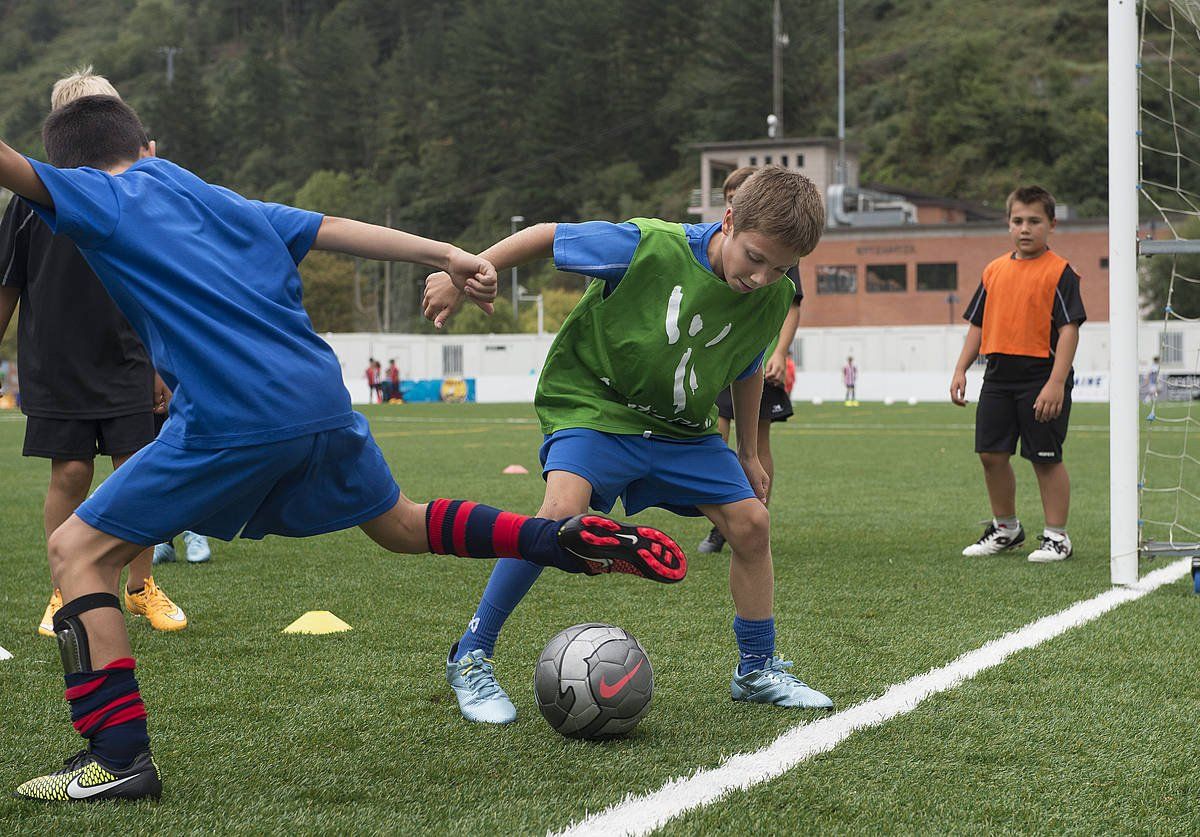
[781,155,789,167]
[749,156,757,165]
[795,154,804,167]
[442,344,464,377]
[866,264,907,293]
[916,262,958,291]
[1161,331,1183,365]
[816,265,857,294]
[1101,257,1109,269]
[764,155,773,164]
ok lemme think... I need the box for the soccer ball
[534,623,653,739]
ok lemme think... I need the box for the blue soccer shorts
[539,428,756,517]
[76,412,400,545]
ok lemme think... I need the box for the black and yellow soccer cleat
[14,749,161,802]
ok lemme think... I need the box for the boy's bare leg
[110,452,155,593]
[700,499,773,619]
[45,458,95,561]
[1031,461,1070,528]
[537,470,592,518]
[718,416,731,443]
[979,451,1017,518]
[358,494,431,553]
[48,515,143,666]
[699,498,831,708]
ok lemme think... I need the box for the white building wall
[320,321,1191,405]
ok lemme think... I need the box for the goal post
[1110,0,1139,585]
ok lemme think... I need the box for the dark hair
[1006,185,1055,221]
[722,166,759,202]
[42,95,149,169]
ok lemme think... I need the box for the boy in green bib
[424,166,832,724]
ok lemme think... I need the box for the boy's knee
[979,452,1010,469]
[50,459,94,497]
[724,502,771,554]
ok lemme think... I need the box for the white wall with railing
[323,321,1193,405]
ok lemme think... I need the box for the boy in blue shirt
[1,95,686,802]
[424,166,834,725]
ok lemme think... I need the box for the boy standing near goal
[0,69,187,636]
[700,166,803,555]
[950,185,1086,562]
[2,95,685,802]
[425,165,834,725]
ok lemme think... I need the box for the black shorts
[715,382,794,423]
[22,412,157,460]
[975,377,1072,463]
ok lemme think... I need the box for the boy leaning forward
[424,166,835,725]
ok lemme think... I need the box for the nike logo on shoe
[165,609,185,622]
[598,659,644,699]
[65,773,137,799]
[613,533,639,545]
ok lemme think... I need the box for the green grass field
[0,402,1196,835]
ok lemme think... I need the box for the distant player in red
[842,357,858,405]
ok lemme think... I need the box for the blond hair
[51,66,119,110]
[731,165,826,256]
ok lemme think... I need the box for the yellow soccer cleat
[14,749,161,802]
[38,588,63,638]
[125,577,188,631]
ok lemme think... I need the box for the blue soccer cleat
[446,645,517,724]
[152,541,175,565]
[183,531,211,564]
[731,656,834,709]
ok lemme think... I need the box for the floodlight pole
[837,0,847,186]
[511,215,524,324]
[772,0,786,139]
[1108,0,1139,585]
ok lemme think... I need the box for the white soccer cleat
[962,522,1026,556]
[1028,533,1073,563]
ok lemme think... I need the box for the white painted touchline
[552,558,1193,837]
[0,646,12,661]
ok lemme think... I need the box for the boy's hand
[424,271,494,329]
[1033,380,1065,422]
[950,370,968,406]
[764,353,788,387]
[153,374,172,414]
[739,453,770,504]
[445,247,498,303]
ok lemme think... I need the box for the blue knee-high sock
[64,658,150,769]
[455,558,544,659]
[425,499,582,573]
[733,615,775,675]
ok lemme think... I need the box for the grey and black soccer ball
[534,622,653,740]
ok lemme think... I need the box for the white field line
[552,558,1193,837]
[0,646,12,661]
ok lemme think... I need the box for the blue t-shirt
[553,221,763,380]
[26,156,353,449]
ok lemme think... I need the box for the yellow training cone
[283,611,352,635]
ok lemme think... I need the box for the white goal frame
[1110,0,1139,584]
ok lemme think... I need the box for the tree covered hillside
[0,0,1107,333]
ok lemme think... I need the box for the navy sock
[64,658,149,769]
[455,559,544,658]
[733,615,775,675]
[425,500,582,573]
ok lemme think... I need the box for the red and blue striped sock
[425,499,581,573]
[64,657,150,769]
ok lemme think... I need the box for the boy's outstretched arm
[0,142,52,208]
[950,324,982,406]
[423,223,557,328]
[313,216,496,302]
